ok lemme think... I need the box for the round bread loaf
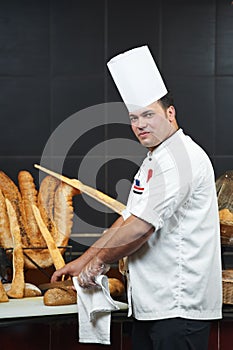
[108,278,125,297]
[43,287,77,306]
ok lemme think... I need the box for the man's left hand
[77,256,110,288]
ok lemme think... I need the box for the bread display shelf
[0,296,128,319]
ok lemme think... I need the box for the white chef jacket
[122,129,222,321]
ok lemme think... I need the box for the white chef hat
[107,45,168,112]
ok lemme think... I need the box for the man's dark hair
[158,92,174,110]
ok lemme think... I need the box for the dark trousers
[132,317,211,350]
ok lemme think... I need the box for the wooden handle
[34,164,126,215]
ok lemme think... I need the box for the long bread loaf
[5,199,25,299]
[0,171,29,247]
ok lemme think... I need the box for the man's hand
[51,259,82,283]
[77,256,110,288]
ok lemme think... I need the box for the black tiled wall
[0,0,233,233]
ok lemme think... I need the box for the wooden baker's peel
[34,164,126,215]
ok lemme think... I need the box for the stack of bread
[43,277,125,306]
[0,170,125,306]
[0,170,79,302]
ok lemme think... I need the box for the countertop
[0,296,128,327]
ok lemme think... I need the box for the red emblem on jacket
[147,169,153,183]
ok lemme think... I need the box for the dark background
[0,0,233,235]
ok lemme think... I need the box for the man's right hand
[51,259,82,283]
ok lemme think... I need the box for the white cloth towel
[73,275,120,345]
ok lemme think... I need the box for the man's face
[129,101,176,150]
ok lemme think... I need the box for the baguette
[0,189,12,248]
[28,175,61,268]
[18,171,43,246]
[5,199,24,299]
[32,204,65,270]
[37,175,60,232]
[53,182,80,246]
[0,171,80,270]
[18,171,51,269]
[0,171,29,247]
[0,280,9,302]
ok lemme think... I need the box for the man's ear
[166,105,176,122]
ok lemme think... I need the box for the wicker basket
[222,270,233,304]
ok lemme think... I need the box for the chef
[52,46,222,350]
